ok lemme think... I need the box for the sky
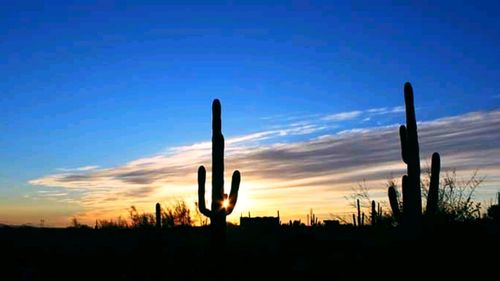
[1,1,499,226]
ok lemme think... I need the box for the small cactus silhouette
[390,82,441,225]
[357,199,362,226]
[308,209,320,226]
[353,199,366,227]
[487,192,500,222]
[155,203,161,229]
[198,99,241,246]
[371,200,376,225]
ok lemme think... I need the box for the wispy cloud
[57,165,100,172]
[322,106,404,122]
[322,110,362,121]
[367,106,405,115]
[29,109,500,224]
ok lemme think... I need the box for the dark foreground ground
[1,221,498,281]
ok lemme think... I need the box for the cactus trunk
[211,99,226,245]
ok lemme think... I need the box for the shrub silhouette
[95,216,129,229]
[162,200,193,227]
[68,217,91,229]
[197,99,241,247]
[431,169,482,221]
[129,206,155,228]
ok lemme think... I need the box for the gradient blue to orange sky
[1,1,499,226]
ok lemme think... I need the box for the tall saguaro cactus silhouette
[399,82,423,225]
[389,82,441,225]
[198,99,241,246]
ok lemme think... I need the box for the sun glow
[222,198,230,209]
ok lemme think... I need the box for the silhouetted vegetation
[387,169,485,223]
[91,201,194,230]
[69,217,91,229]
[162,200,193,227]
[1,82,499,280]
[95,216,129,229]
[128,205,155,228]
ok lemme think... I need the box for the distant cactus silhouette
[357,199,362,226]
[155,203,161,229]
[371,200,376,225]
[352,199,366,227]
[378,202,382,220]
[308,209,320,226]
[198,99,241,246]
[487,192,500,222]
[369,200,383,225]
[391,82,441,225]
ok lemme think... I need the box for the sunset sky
[1,1,499,226]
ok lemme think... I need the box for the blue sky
[1,1,499,225]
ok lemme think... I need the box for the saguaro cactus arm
[198,165,212,217]
[225,170,241,215]
[388,185,400,220]
[401,175,409,212]
[426,152,441,215]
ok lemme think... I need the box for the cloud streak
[29,109,500,224]
[56,165,100,172]
[322,110,362,121]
